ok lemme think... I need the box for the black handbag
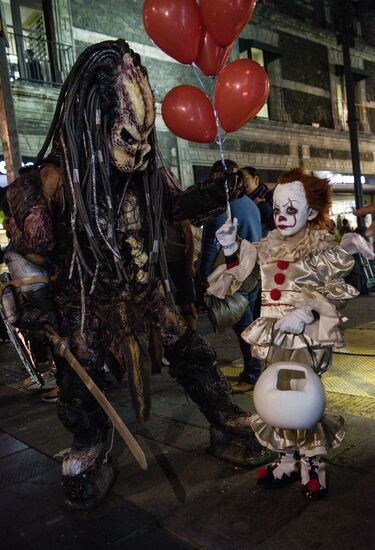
[205,292,249,333]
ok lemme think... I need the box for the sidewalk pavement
[1,295,375,549]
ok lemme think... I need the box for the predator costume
[4,40,268,510]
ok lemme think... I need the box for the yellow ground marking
[325,391,375,419]
[221,331,375,418]
[337,329,375,355]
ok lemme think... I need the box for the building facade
[1,0,375,230]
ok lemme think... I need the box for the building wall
[11,84,60,159]
[267,0,326,27]
[4,0,375,199]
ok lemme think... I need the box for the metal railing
[255,85,375,133]
[336,99,375,133]
[5,29,73,85]
[258,0,281,7]
[255,84,288,124]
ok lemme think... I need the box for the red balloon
[143,0,202,64]
[162,85,217,143]
[200,0,257,47]
[195,29,233,77]
[214,59,270,132]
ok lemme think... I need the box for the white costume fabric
[208,225,358,455]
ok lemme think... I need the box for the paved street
[1,295,375,549]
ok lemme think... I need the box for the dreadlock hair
[277,167,332,229]
[33,40,169,301]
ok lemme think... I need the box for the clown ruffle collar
[257,226,335,264]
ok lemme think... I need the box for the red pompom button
[270,288,281,301]
[274,273,285,285]
[277,260,289,270]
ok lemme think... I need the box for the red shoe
[257,452,300,489]
[300,456,327,500]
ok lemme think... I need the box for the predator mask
[109,52,155,173]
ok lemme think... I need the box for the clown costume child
[208,168,359,499]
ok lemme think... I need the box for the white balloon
[253,361,325,430]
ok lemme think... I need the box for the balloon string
[192,64,210,95]
[212,99,231,221]
[192,64,231,220]
[213,104,226,169]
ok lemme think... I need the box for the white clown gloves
[274,307,314,335]
[215,217,239,256]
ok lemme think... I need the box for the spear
[45,324,147,471]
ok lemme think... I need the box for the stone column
[176,138,194,189]
[51,0,75,77]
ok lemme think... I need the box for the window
[336,76,347,129]
[240,47,269,119]
[4,0,72,84]
[335,67,369,132]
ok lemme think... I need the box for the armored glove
[215,218,239,256]
[173,172,245,226]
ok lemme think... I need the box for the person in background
[339,218,353,236]
[1,171,57,400]
[199,159,262,391]
[326,219,340,243]
[241,166,275,321]
[351,206,375,293]
[0,189,9,342]
[26,49,44,82]
[0,247,9,343]
[24,337,58,402]
[242,166,274,237]
[354,203,375,237]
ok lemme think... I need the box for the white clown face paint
[273,181,318,237]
